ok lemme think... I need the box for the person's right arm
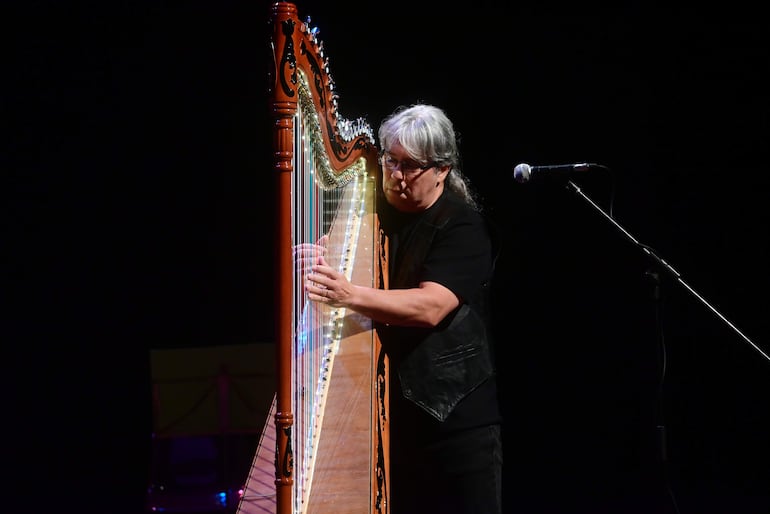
[305,255,459,328]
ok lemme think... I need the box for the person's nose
[390,167,405,180]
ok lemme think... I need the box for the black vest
[377,196,496,422]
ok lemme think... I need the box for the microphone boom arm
[565,179,769,364]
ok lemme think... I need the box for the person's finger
[307,272,328,290]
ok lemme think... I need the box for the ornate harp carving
[237,3,389,514]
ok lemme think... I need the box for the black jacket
[377,191,497,422]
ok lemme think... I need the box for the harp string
[290,79,370,512]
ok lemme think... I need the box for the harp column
[271,2,300,513]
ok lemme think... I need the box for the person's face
[381,141,448,213]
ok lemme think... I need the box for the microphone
[513,162,597,183]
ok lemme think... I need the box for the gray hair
[378,104,479,210]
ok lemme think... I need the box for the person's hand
[305,255,353,308]
[294,234,328,276]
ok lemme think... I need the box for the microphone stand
[565,179,769,364]
[564,178,766,512]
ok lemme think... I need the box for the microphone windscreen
[513,163,532,183]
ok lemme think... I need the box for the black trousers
[389,423,503,514]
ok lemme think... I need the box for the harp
[237,3,389,514]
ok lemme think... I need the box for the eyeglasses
[380,152,436,178]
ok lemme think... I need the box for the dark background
[8,1,769,513]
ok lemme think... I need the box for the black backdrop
[9,1,769,513]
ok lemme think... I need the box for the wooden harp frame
[238,3,389,514]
